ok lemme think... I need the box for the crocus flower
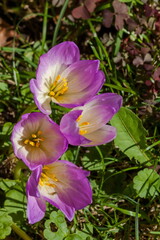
[30,41,105,115]
[26,160,92,224]
[60,93,123,146]
[11,112,68,170]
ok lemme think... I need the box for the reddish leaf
[103,10,114,28]
[113,0,128,15]
[72,5,90,19]
[133,56,143,67]
[85,0,96,13]
[112,0,129,30]
[153,67,160,81]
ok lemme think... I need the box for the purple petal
[44,194,75,221]
[26,167,42,197]
[36,41,80,88]
[84,93,123,114]
[57,173,92,210]
[58,65,105,108]
[27,194,46,224]
[82,125,117,146]
[41,160,92,220]
[60,110,91,145]
[30,78,52,115]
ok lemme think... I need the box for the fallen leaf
[0,18,18,47]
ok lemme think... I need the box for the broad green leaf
[4,185,26,215]
[133,168,160,198]
[0,210,13,239]
[110,107,150,165]
[0,179,18,192]
[44,211,69,240]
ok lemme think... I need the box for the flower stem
[52,0,69,46]
[12,223,32,240]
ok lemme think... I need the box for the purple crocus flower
[30,41,105,115]
[60,93,123,146]
[26,160,92,224]
[11,112,68,170]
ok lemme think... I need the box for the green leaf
[110,107,151,165]
[75,223,94,240]
[0,179,18,192]
[0,209,13,239]
[65,234,83,240]
[44,210,69,240]
[4,185,26,215]
[133,168,160,198]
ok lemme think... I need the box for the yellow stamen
[76,115,82,122]
[36,142,40,148]
[80,121,90,126]
[24,139,29,144]
[39,178,44,186]
[49,91,55,97]
[43,166,50,170]
[45,183,56,188]
[49,75,68,98]
[32,134,37,138]
[37,131,42,135]
[79,129,88,135]
[29,141,35,147]
[39,170,59,189]
[24,131,44,148]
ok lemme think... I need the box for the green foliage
[110,107,151,165]
[0,209,13,239]
[133,168,160,198]
[0,0,160,239]
[4,184,26,215]
[44,211,69,240]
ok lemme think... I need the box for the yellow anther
[49,91,55,97]
[37,130,42,135]
[45,183,56,188]
[56,75,61,81]
[76,115,82,122]
[32,134,37,138]
[43,166,50,170]
[24,139,29,144]
[29,141,35,147]
[36,142,40,148]
[60,86,68,95]
[80,121,90,126]
[49,75,68,98]
[39,178,44,186]
[79,129,88,135]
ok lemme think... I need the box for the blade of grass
[87,19,112,71]
[104,82,136,94]
[41,0,49,54]
[52,0,69,46]
[135,200,139,240]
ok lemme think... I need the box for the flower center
[39,166,59,188]
[76,114,90,135]
[48,75,68,99]
[24,130,44,148]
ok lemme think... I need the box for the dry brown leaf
[0,18,18,47]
